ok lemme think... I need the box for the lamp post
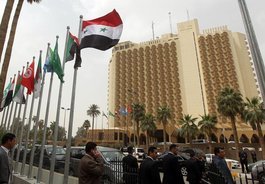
[61,107,70,131]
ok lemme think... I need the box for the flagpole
[7,101,14,130]
[11,66,25,164]
[14,62,29,173]
[49,28,69,184]
[28,45,49,179]
[37,64,54,183]
[0,108,6,127]
[10,102,17,132]
[63,15,83,184]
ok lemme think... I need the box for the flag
[119,107,127,116]
[43,47,53,73]
[51,39,64,82]
[0,81,12,109]
[13,72,26,104]
[102,111,108,119]
[21,61,35,94]
[65,32,82,68]
[4,77,15,107]
[126,105,132,113]
[108,111,116,118]
[34,54,42,98]
[80,9,123,51]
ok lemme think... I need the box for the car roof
[97,146,119,152]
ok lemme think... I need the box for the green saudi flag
[51,39,64,82]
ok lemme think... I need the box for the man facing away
[239,148,249,173]
[139,146,161,184]
[186,150,204,184]
[162,144,184,184]
[79,142,104,184]
[212,147,234,184]
[0,133,16,184]
[122,146,138,184]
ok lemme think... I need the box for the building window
[114,132,118,140]
[99,132,104,140]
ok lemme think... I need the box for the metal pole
[63,15,83,184]
[28,44,48,179]
[7,100,14,131]
[0,108,6,127]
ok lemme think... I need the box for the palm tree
[217,87,244,152]
[157,105,171,151]
[243,97,265,159]
[83,120,91,139]
[0,0,41,101]
[198,114,218,153]
[178,114,198,144]
[87,104,100,141]
[0,0,15,62]
[132,103,145,147]
[141,113,156,149]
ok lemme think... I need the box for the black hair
[148,146,157,154]
[85,142,97,153]
[127,146,133,154]
[1,133,16,145]
[169,144,177,151]
[214,147,224,155]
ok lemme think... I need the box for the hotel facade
[107,19,263,145]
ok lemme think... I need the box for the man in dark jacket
[139,146,161,184]
[186,151,203,184]
[162,144,184,184]
[239,148,249,173]
[122,146,138,184]
[79,142,104,184]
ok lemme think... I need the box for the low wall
[13,162,78,184]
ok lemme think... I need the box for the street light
[61,107,70,131]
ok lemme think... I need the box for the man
[0,133,16,184]
[212,147,234,184]
[162,144,184,184]
[139,146,161,184]
[186,150,203,184]
[239,148,249,173]
[122,146,138,184]
[79,142,104,184]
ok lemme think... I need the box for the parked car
[205,154,240,169]
[120,147,146,161]
[157,151,189,176]
[26,144,74,175]
[248,160,265,183]
[70,146,125,183]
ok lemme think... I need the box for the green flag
[108,111,116,118]
[51,39,64,82]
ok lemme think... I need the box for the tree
[83,120,90,139]
[178,114,198,144]
[49,121,66,141]
[87,104,100,141]
[75,127,86,138]
[141,113,156,149]
[0,0,41,101]
[198,114,218,152]
[132,103,145,147]
[217,87,244,152]
[243,97,265,159]
[157,105,171,151]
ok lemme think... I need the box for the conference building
[107,19,263,145]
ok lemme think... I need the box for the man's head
[1,133,16,150]
[169,144,178,155]
[214,147,225,158]
[148,146,158,159]
[85,142,97,156]
[127,146,133,154]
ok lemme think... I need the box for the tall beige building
[108,19,260,143]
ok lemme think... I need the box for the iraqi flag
[80,9,123,51]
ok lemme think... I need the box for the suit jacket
[139,157,161,184]
[186,158,203,184]
[122,154,138,184]
[78,154,104,184]
[162,153,184,184]
[0,146,11,184]
[213,156,234,184]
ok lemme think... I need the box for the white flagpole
[49,27,69,184]
[7,101,14,130]
[28,45,49,179]
[14,63,29,173]
[63,15,83,184]
[36,53,55,182]
[10,102,17,132]
[0,108,6,127]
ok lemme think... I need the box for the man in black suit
[139,146,161,184]
[0,133,16,184]
[186,150,203,184]
[162,144,184,184]
[122,146,138,184]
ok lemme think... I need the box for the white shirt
[1,145,9,155]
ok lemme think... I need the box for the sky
[0,0,265,136]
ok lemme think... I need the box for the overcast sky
[0,0,265,136]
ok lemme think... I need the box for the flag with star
[80,9,123,51]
